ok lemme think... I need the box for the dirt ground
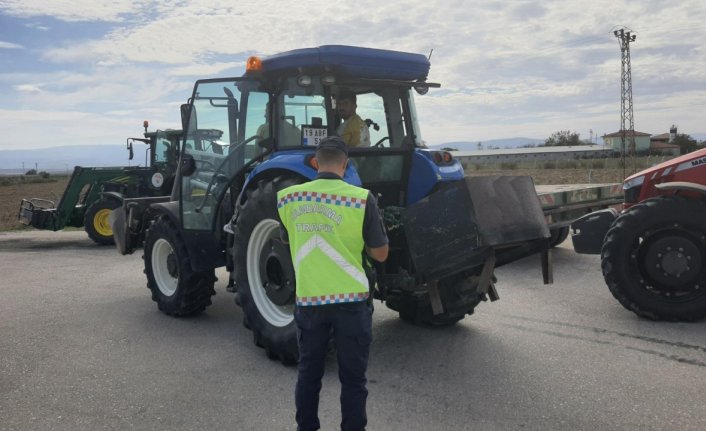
[1,177,70,232]
[0,167,628,232]
[465,167,627,185]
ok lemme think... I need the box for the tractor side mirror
[126,139,134,160]
[180,154,196,176]
[180,103,192,132]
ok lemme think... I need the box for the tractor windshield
[181,79,268,230]
[274,76,426,149]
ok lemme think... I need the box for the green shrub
[499,162,518,170]
[0,174,58,187]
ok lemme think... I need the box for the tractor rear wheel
[601,196,706,321]
[84,198,120,245]
[233,176,302,365]
[144,216,216,316]
[389,273,483,326]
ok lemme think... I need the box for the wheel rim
[632,223,705,301]
[246,219,294,327]
[93,208,113,237]
[152,238,179,296]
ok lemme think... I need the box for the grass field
[0,157,655,232]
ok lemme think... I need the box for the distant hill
[0,145,140,174]
[430,137,545,151]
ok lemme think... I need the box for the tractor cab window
[153,131,179,167]
[181,79,268,230]
[279,94,326,147]
[346,92,387,148]
[329,86,415,149]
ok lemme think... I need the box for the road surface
[1,230,704,430]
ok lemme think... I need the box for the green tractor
[18,124,181,244]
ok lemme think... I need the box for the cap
[316,136,348,157]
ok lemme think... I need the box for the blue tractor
[112,46,549,364]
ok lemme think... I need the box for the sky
[1,0,705,150]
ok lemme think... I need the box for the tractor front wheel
[601,196,706,321]
[144,216,216,316]
[84,199,120,245]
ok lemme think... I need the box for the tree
[25,169,37,175]
[542,130,582,147]
[672,133,698,155]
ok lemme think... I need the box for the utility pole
[614,28,637,175]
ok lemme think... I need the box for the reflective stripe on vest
[277,179,369,306]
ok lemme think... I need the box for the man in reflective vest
[277,136,388,431]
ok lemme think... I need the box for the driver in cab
[336,89,370,148]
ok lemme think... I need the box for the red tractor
[572,148,706,321]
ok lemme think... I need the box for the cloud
[14,84,43,93]
[0,0,141,22]
[24,22,50,31]
[0,40,24,49]
[1,0,706,150]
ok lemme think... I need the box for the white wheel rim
[152,238,178,296]
[246,219,294,327]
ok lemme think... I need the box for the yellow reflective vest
[277,179,370,306]
[337,114,370,148]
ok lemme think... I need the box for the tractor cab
[175,47,460,240]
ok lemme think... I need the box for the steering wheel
[229,134,261,152]
[373,136,389,148]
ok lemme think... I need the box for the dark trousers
[295,301,373,431]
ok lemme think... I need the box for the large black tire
[143,216,216,316]
[549,226,570,248]
[233,176,303,365]
[601,196,706,321]
[388,273,484,326]
[84,199,120,245]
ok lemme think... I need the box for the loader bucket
[403,176,550,280]
[18,199,57,230]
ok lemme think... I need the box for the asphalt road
[1,230,704,431]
